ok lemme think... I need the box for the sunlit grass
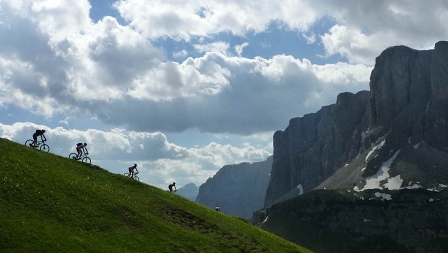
[0,138,312,253]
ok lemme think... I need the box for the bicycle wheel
[40,144,50,152]
[69,153,78,160]
[25,139,34,147]
[82,157,91,163]
[134,176,139,181]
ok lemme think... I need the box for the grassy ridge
[0,138,311,253]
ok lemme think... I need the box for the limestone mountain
[196,156,272,220]
[265,41,448,208]
[257,41,448,253]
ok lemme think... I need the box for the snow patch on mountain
[355,150,402,191]
[365,138,386,162]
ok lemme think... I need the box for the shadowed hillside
[256,189,447,253]
[0,138,311,253]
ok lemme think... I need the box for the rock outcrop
[196,156,272,220]
[264,41,448,208]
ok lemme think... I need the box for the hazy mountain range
[175,183,199,201]
[196,157,272,219]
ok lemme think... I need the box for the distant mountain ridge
[176,183,198,201]
[196,156,272,220]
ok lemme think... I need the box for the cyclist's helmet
[84,143,87,146]
[134,163,137,167]
[173,182,176,185]
[42,129,46,133]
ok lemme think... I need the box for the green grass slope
[0,138,312,253]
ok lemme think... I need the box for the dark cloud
[76,53,368,135]
[0,6,70,100]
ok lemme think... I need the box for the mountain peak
[265,41,448,208]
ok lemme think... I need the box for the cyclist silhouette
[32,129,46,147]
[168,182,176,193]
[128,164,138,178]
[76,142,88,158]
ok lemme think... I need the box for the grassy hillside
[0,138,311,253]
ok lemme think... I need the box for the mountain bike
[25,139,50,152]
[69,152,91,163]
[124,171,139,181]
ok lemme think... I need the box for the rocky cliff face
[264,91,371,207]
[196,156,272,220]
[265,41,448,208]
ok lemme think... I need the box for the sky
[1,0,448,190]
